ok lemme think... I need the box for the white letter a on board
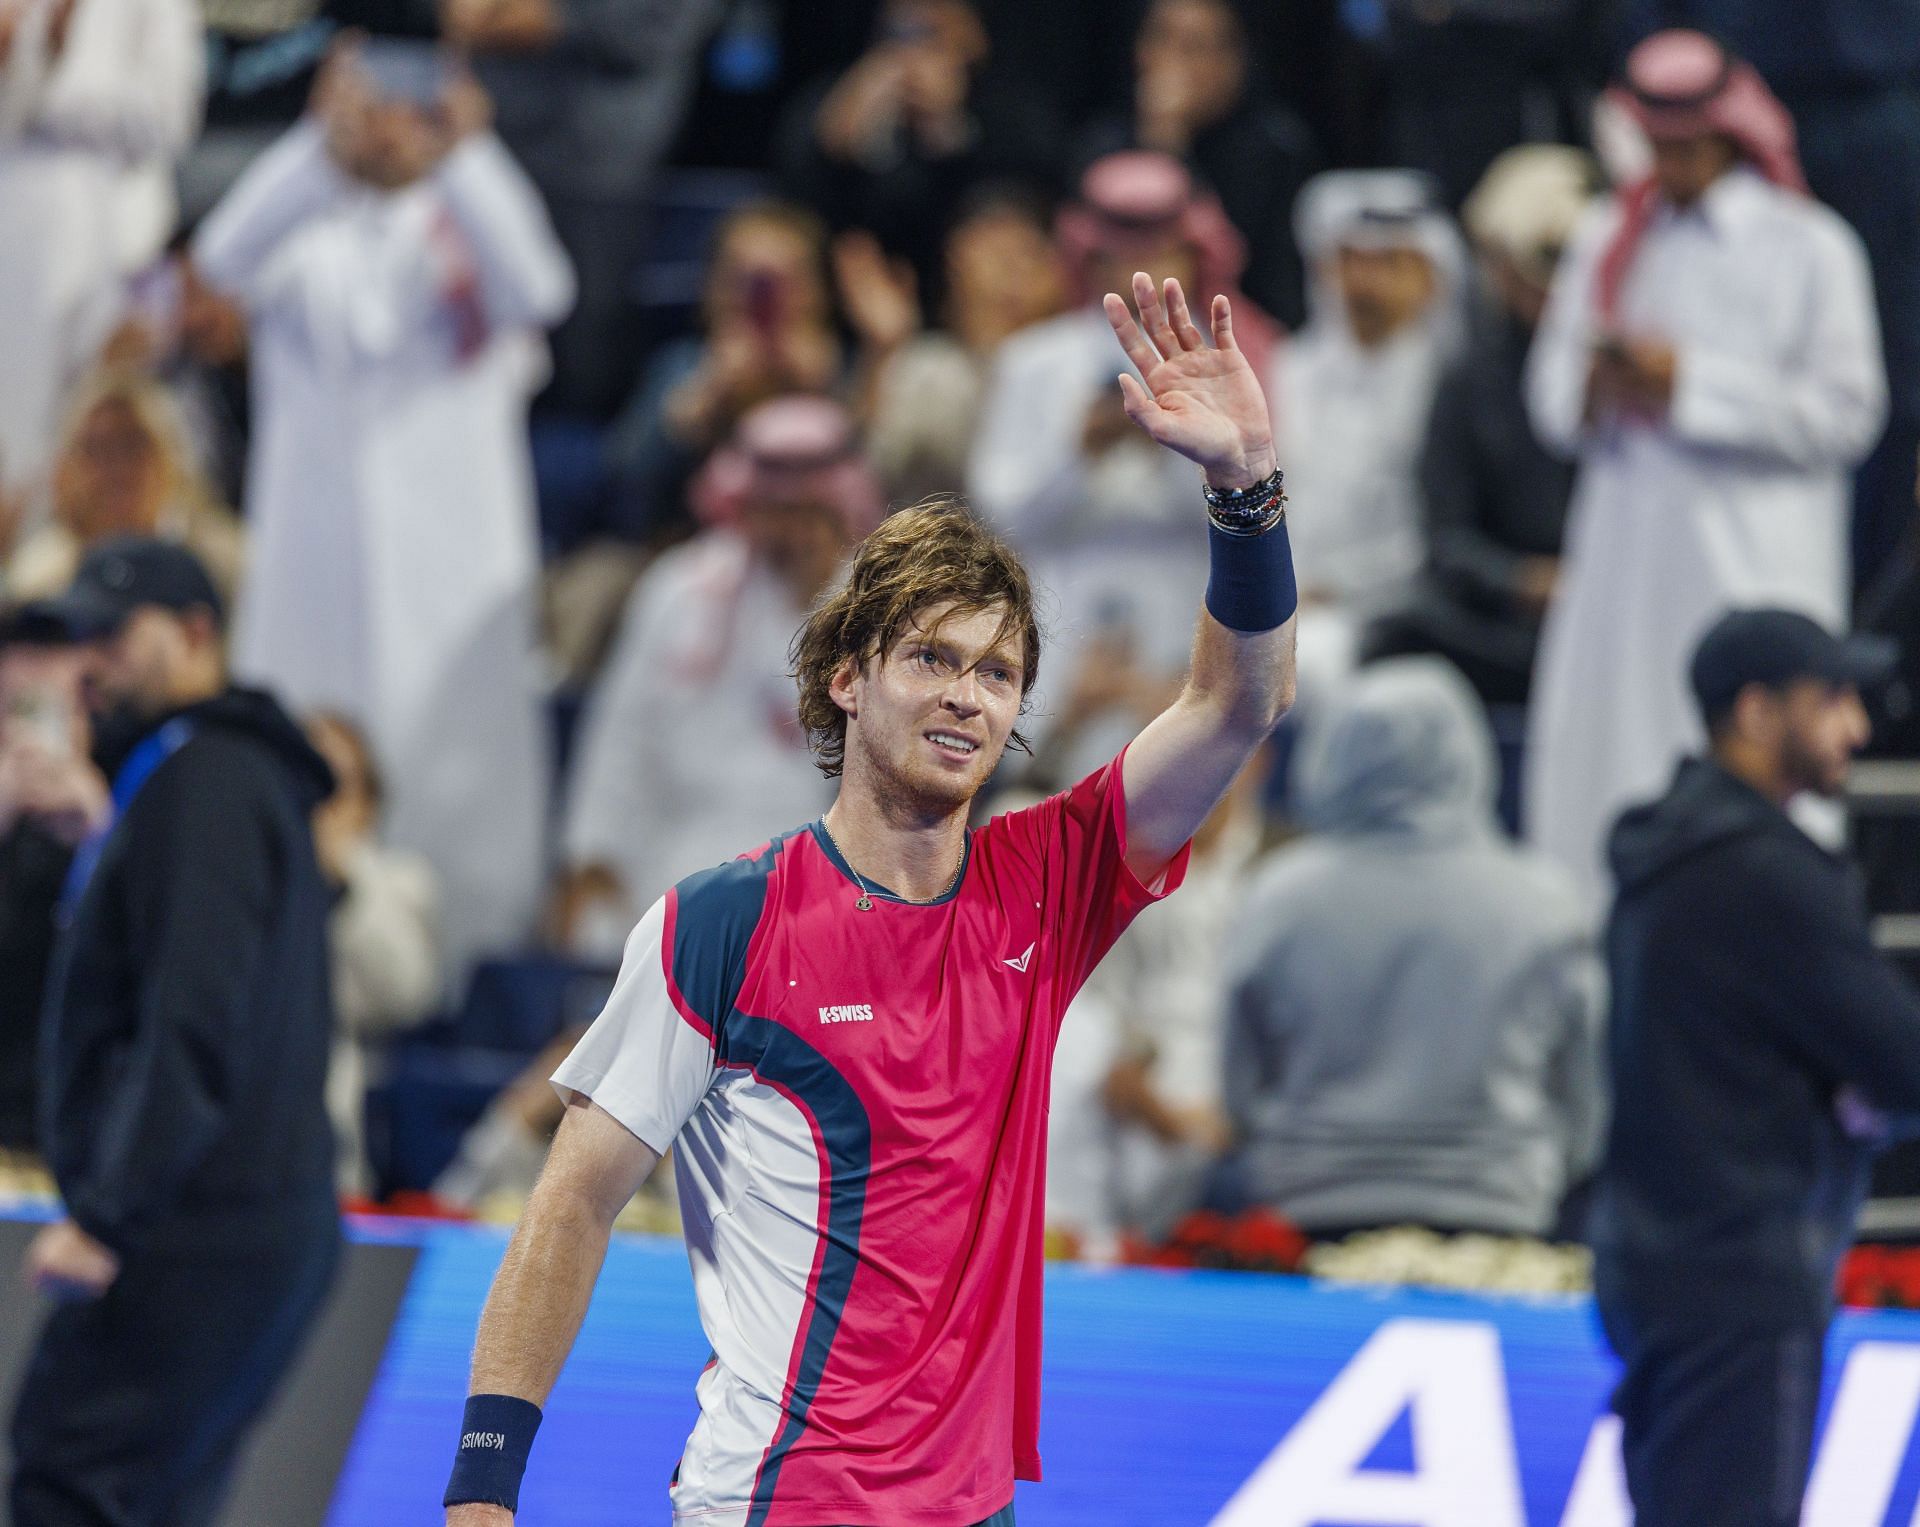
[1210,1318,1527,1527]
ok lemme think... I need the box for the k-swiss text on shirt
[550,751,1188,1527]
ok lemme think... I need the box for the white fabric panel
[671,1071,827,1523]
[551,897,717,1155]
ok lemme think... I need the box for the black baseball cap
[20,537,224,642]
[1690,607,1898,720]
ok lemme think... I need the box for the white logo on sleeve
[818,1003,875,1024]
[1004,942,1035,973]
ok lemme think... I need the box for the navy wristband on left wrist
[445,1393,543,1512]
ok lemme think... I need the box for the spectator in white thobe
[0,0,203,507]
[968,150,1280,783]
[1524,30,1886,905]
[195,43,576,978]
[1270,170,1465,707]
[551,397,881,961]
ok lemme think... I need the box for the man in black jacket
[1595,606,1919,1527]
[7,539,342,1527]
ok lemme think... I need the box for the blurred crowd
[2,0,1918,1274]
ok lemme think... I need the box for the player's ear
[827,655,860,719]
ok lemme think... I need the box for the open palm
[1103,273,1276,490]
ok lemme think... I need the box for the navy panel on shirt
[670,831,800,1043]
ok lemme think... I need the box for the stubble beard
[852,723,992,826]
[1781,732,1849,801]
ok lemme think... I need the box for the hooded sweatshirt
[1594,756,1920,1331]
[1224,659,1603,1235]
[39,686,339,1258]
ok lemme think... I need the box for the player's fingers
[1103,292,1163,377]
[1165,278,1206,351]
[1211,294,1238,353]
[1116,371,1159,422]
[1132,270,1180,356]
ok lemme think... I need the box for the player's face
[837,602,1026,814]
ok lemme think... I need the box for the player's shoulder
[664,826,813,1027]
[976,754,1125,861]
[671,825,810,936]
[976,787,1059,859]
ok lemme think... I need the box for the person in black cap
[1593,606,1920,1526]
[7,537,342,1527]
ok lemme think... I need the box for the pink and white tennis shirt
[551,750,1189,1527]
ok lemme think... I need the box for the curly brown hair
[790,499,1041,778]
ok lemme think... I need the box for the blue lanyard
[58,718,197,916]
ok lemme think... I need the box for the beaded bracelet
[1202,465,1288,537]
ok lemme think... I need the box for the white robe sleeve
[562,566,675,895]
[192,120,348,307]
[1667,211,1887,470]
[966,329,1098,544]
[30,0,204,164]
[433,133,577,333]
[1524,202,1617,460]
[331,844,445,1039]
[0,4,54,141]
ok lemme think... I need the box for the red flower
[1132,1208,1309,1274]
[1840,1244,1920,1310]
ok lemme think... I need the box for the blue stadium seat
[626,167,772,326]
[450,956,616,1054]
[360,958,615,1196]
[363,1045,530,1196]
[530,414,610,554]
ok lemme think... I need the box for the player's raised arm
[1103,271,1297,883]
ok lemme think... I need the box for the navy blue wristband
[445,1394,543,1513]
[1204,517,1298,633]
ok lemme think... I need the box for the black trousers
[1607,1317,1824,1527]
[9,1217,341,1527]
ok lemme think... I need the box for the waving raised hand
[1103,272,1277,491]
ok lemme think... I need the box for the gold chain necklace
[820,817,965,912]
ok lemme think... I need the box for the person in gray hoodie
[1222,656,1603,1237]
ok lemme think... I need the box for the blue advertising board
[328,1223,1920,1526]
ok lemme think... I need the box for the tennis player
[444,272,1298,1527]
